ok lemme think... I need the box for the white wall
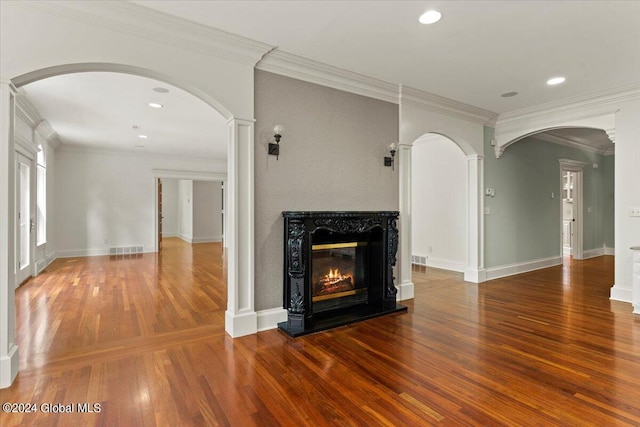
[177,180,193,242]
[193,181,222,243]
[54,149,224,257]
[411,135,467,272]
[160,178,178,237]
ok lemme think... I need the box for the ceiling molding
[12,0,274,67]
[34,120,58,142]
[530,133,611,156]
[495,81,640,134]
[15,93,42,127]
[152,169,227,182]
[400,85,498,126]
[256,49,400,104]
[57,143,227,166]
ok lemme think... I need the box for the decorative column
[224,117,257,337]
[397,141,414,300]
[0,81,19,388]
[465,155,486,283]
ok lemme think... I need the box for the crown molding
[530,132,611,156]
[57,143,227,166]
[12,0,273,67]
[256,49,400,104]
[152,169,227,182]
[15,92,42,127]
[400,85,498,126]
[496,81,640,133]
[34,120,58,142]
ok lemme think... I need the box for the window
[36,142,46,246]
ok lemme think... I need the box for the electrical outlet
[484,207,491,215]
[428,246,432,253]
[630,207,640,217]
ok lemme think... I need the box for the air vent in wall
[411,255,427,266]
[109,246,144,255]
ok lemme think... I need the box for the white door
[16,154,32,287]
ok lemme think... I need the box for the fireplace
[278,211,407,337]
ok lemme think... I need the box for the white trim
[257,307,287,332]
[14,133,38,157]
[0,344,19,388]
[57,144,227,166]
[464,268,487,283]
[486,256,563,281]
[396,281,414,301]
[56,247,154,258]
[400,85,497,125]
[582,246,615,259]
[152,169,227,181]
[610,285,632,303]
[177,234,193,244]
[192,236,223,244]
[559,159,586,260]
[257,49,399,104]
[11,1,273,67]
[530,132,612,156]
[225,310,258,338]
[497,82,639,127]
[15,94,42,127]
[424,257,466,273]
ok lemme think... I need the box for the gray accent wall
[254,70,399,311]
[484,126,614,268]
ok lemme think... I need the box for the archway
[0,63,254,388]
[411,133,468,273]
[397,131,485,301]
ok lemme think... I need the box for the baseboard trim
[0,343,19,389]
[397,280,414,301]
[56,248,154,258]
[192,236,223,244]
[464,268,487,283]
[225,310,258,338]
[178,234,193,243]
[257,307,287,332]
[610,284,632,303]
[425,257,466,273]
[604,246,615,256]
[486,256,563,281]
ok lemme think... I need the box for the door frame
[151,170,227,252]
[14,150,35,287]
[559,159,587,261]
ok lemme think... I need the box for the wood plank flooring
[1,240,639,426]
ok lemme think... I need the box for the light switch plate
[630,207,640,217]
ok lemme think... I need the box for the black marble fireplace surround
[278,211,407,337]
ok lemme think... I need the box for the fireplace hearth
[278,211,407,337]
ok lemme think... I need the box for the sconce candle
[269,125,285,159]
[384,142,398,170]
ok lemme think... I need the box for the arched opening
[486,126,614,278]
[397,131,485,300]
[0,63,250,388]
[411,133,468,273]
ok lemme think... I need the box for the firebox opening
[311,241,368,313]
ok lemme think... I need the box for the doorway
[559,159,586,261]
[15,153,33,287]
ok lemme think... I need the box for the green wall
[484,127,614,268]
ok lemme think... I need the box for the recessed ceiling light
[153,87,170,93]
[138,135,148,139]
[501,91,519,98]
[148,102,163,108]
[419,10,442,24]
[547,77,566,86]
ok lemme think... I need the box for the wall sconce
[384,142,397,170]
[269,125,284,160]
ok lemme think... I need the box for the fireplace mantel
[278,211,407,337]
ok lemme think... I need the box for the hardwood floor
[1,241,639,426]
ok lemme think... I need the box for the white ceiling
[19,1,639,157]
[22,73,227,160]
